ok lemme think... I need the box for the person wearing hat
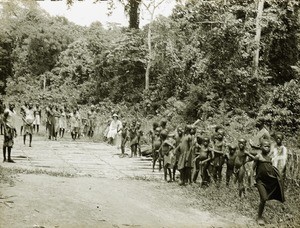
[87,105,97,138]
[106,113,122,145]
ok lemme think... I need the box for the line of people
[136,118,286,225]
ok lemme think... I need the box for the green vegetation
[0,2,299,225]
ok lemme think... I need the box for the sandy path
[0,135,254,228]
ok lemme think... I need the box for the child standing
[3,103,17,163]
[234,138,250,197]
[224,144,237,186]
[211,129,226,183]
[193,136,212,186]
[271,133,287,181]
[176,125,192,186]
[120,121,128,158]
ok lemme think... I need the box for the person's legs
[23,134,26,145]
[226,167,234,186]
[168,168,172,182]
[164,166,168,181]
[29,134,32,147]
[172,162,177,181]
[37,125,39,133]
[7,147,14,163]
[3,146,6,162]
[152,152,157,171]
[238,167,246,197]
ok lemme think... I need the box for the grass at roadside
[0,166,78,178]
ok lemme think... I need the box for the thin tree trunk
[253,0,265,77]
[145,14,153,90]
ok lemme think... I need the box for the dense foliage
[0,0,300,135]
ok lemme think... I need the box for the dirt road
[0,135,254,228]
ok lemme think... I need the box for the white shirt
[272,145,287,175]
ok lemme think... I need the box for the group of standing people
[127,117,286,226]
[44,104,97,141]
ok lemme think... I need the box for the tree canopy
[1,0,300,134]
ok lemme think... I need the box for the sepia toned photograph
[0,0,299,227]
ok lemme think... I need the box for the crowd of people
[0,101,288,225]
[119,117,287,225]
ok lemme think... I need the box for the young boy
[120,121,128,158]
[224,144,237,186]
[211,129,226,183]
[3,103,17,163]
[159,136,175,182]
[271,133,287,181]
[193,136,212,186]
[23,103,35,147]
[246,140,285,225]
[176,125,193,186]
[172,127,183,181]
[152,127,162,171]
[233,138,251,197]
[33,104,41,133]
[87,105,97,138]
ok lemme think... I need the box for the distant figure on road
[23,103,35,147]
[3,103,17,163]
[107,113,122,145]
[0,98,6,135]
[87,105,97,138]
[33,104,42,133]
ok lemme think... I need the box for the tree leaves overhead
[0,0,299,135]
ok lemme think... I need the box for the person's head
[24,102,28,108]
[275,133,284,145]
[91,105,95,111]
[112,113,118,120]
[202,136,210,147]
[9,103,15,111]
[255,118,265,130]
[160,129,168,140]
[152,122,159,131]
[36,104,39,108]
[228,144,237,154]
[177,127,183,137]
[160,119,167,128]
[28,103,33,109]
[184,125,192,135]
[261,140,271,155]
[155,127,162,136]
[190,126,196,135]
[216,129,225,140]
[238,138,246,150]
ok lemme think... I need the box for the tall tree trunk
[129,0,141,29]
[145,15,153,90]
[253,0,265,77]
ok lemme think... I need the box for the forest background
[1,0,300,226]
[1,0,300,140]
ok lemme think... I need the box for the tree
[67,0,142,29]
[142,0,169,90]
[253,0,265,78]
